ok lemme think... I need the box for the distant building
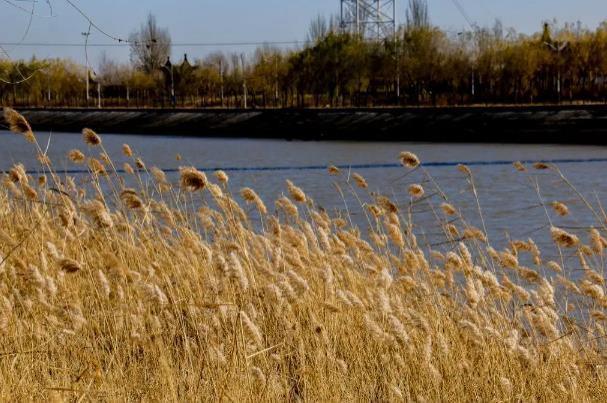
[161,54,198,106]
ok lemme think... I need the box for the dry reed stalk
[0,120,606,401]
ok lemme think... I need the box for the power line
[61,0,130,44]
[1,0,53,17]
[0,0,52,84]
[60,0,192,48]
[450,0,477,31]
[0,40,310,48]
[10,1,306,48]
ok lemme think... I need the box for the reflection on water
[2,130,607,272]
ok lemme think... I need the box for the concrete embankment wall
[4,106,607,143]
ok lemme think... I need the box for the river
[2,130,607,267]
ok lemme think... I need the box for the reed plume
[240,187,267,215]
[68,149,86,164]
[533,162,550,170]
[408,184,424,198]
[179,167,207,191]
[59,258,82,273]
[352,173,368,188]
[3,107,35,143]
[551,226,579,248]
[286,180,306,203]
[551,201,569,216]
[513,161,526,172]
[441,202,456,215]
[399,151,420,168]
[120,189,144,209]
[328,165,341,175]
[122,144,133,157]
[82,128,101,146]
[214,170,229,184]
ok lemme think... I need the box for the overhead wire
[0,49,40,84]
[1,0,164,85]
[61,0,130,44]
[61,0,183,48]
[83,22,91,79]
[1,0,52,17]
[449,0,477,31]
[0,0,46,84]
[18,0,36,42]
[0,40,310,48]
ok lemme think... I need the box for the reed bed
[1,107,607,401]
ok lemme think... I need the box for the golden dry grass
[2,107,607,401]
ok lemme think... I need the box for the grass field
[1,107,607,401]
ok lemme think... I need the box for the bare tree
[307,14,342,43]
[129,13,172,73]
[406,0,430,30]
[308,15,330,43]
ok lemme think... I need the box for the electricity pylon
[340,0,396,40]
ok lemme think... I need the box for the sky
[0,0,604,68]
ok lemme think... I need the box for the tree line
[3,12,607,108]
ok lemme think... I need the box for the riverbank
[3,106,607,143]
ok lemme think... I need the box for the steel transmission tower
[340,0,396,40]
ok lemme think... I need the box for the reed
[1,108,607,401]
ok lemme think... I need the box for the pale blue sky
[0,0,605,67]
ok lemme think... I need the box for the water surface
[2,130,607,267]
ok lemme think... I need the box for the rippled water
[3,130,607,267]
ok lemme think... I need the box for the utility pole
[356,0,360,36]
[471,71,475,97]
[376,0,381,40]
[393,0,399,102]
[274,56,279,107]
[85,68,90,106]
[170,63,175,107]
[219,59,225,107]
[46,71,51,104]
[394,18,400,104]
[81,30,91,106]
[458,31,477,100]
[340,1,344,32]
[544,40,568,103]
[97,81,101,109]
[241,54,247,109]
